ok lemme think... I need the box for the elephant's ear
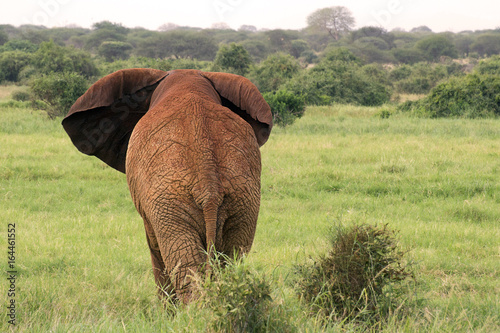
[202,72,273,146]
[62,68,169,173]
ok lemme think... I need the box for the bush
[249,52,301,93]
[390,62,463,94]
[0,51,31,83]
[30,72,89,118]
[263,89,306,127]
[474,55,500,75]
[98,41,133,62]
[285,48,391,106]
[213,43,252,76]
[194,253,292,332]
[392,48,426,64]
[32,40,99,78]
[415,34,458,61]
[399,74,500,118]
[11,90,30,102]
[294,223,413,324]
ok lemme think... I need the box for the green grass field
[1,98,499,331]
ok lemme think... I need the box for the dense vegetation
[1,103,498,331]
[1,8,499,331]
[1,21,500,124]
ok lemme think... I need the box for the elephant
[62,68,273,302]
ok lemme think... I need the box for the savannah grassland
[1,88,499,332]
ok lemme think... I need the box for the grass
[1,97,499,331]
[0,85,29,101]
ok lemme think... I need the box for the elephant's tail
[203,199,219,260]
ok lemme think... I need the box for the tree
[32,40,98,78]
[470,34,500,57]
[264,29,299,53]
[392,48,426,64]
[0,39,38,53]
[239,25,257,32]
[158,23,180,31]
[410,26,432,33]
[211,22,232,30]
[135,31,217,60]
[307,6,355,41]
[454,34,474,57]
[284,48,390,106]
[415,34,458,61]
[213,43,252,76]
[30,72,89,118]
[289,39,309,58]
[0,51,31,83]
[0,28,8,46]
[250,53,300,92]
[98,41,133,62]
[84,21,129,51]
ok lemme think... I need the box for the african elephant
[62,68,272,302]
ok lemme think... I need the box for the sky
[1,0,499,33]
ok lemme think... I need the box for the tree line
[1,6,499,125]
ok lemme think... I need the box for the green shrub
[285,48,390,106]
[0,51,31,83]
[263,89,306,127]
[11,90,30,102]
[249,52,301,93]
[30,72,89,118]
[399,74,500,118]
[294,223,413,324]
[474,55,500,75]
[194,253,292,332]
[97,41,133,62]
[390,62,463,94]
[213,43,252,76]
[32,40,99,78]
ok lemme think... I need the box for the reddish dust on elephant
[62,69,272,302]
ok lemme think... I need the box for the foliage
[0,39,39,53]
[213,43,252,76]
[294,223,413,324]
[194,253,292,332]
[2,103,499,331]
[135,30,217,60]
[398,73,500,118]
[11,90,30,102]
[392,48,426,64]
[32,40,99,78]
[307,6,356,41]
[0,50,31,83]
[290,39,310,58]
[30,72,89,118]
[263,89,306,127]
[470,33,500,57]
[0,27,8,45]
[249,52,301,93]
[390,62,464,94]
[84,21,129,51]
[98,41,133,62]
[415,34,458,61]
[285,48,391,106]
[474,55,500,75]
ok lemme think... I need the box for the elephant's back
[126,96,261,222]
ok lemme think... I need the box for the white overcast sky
[1,0,499,32]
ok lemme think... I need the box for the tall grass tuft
[193,252,293,332]
[294,223,414,325]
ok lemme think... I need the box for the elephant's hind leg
[160,231,207,303]
[143,218,173,300]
